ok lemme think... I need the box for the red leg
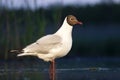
[49,60,55,80]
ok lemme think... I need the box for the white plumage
[11,15,82,80]
[17,17,73,62]
[16,15,82,62]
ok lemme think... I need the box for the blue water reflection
[0,57,120,80]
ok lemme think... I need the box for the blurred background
[0,0,120,60]
[0,0,120,80]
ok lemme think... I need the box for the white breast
[59,38,72,57]
[53,18,73,58]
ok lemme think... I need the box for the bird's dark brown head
[67,15,83,26]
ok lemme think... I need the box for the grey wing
[23,34,62,54]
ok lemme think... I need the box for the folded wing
[23,34,62,54]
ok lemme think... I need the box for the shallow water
[0,58,120,80]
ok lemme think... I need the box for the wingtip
[10,50,18,53]
[10,50,23,53]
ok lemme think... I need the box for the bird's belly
[38,42,72,62]
[55,42,72,58]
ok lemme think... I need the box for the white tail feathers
[17,53,36,57]
[17,53,27,57]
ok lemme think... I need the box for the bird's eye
[70,18,74,21]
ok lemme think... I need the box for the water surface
[0,58,120,80]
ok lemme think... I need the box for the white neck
[55,17,73,37]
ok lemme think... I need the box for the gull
[11,15,82,80]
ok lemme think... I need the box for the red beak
[77,21,83,25]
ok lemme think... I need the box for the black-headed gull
[11,15,82,80]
